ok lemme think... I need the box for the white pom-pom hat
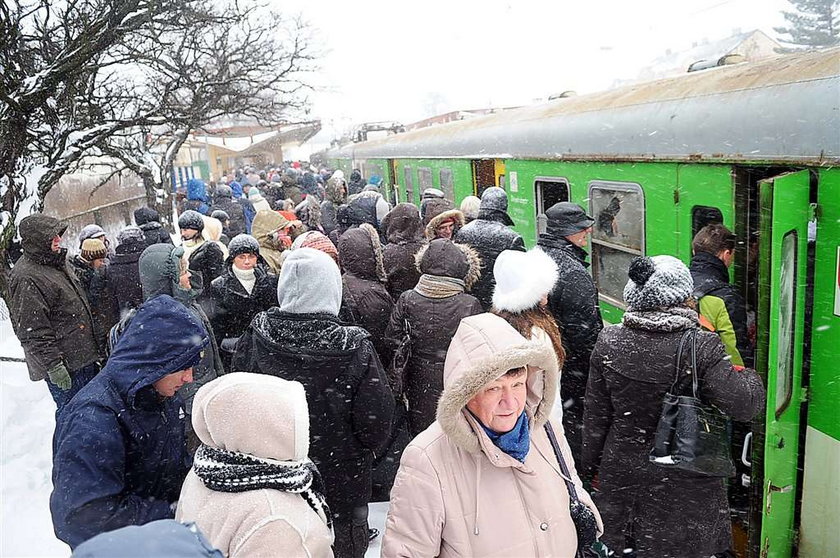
[492,247,559,312]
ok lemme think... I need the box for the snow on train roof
[331,47,840,164]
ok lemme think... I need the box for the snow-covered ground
[0,315,387,557]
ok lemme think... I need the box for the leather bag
[649,329,736,477]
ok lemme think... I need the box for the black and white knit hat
[178,210,205,232]
[228,234,260,258]
[623,255,694,311]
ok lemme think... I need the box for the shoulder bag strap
[669,329,694,393]
[689,328,700,398]
[544,422,579,503]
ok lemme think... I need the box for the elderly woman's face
[466,367,528,434]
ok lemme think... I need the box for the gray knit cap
[623,255,694,311]
[178,210,205,232]
[117,225,145,245]
[228,234,260,258]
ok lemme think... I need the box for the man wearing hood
[228,181,255,234]
[454,186,525,310]
[250,209,303,274]
[321,172,347,236]
[134,207,174,248]
[537,202,602,461]
[232,248,394,558]
[110,243,224,452]
[50,294,209,549]
[179,178,211,216]
[209,185,248,238]
[8,215,104,414]
[381,203,425,299]
[347,169,367,196]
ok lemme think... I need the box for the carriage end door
[757,170,811,558]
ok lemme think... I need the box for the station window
[589,181,645,306]
[692,206,724,238]
[403,166,414,204]
[439,168,454,201]
[418,167,433,191]
[775,230,797,419]
[535,177,570,235]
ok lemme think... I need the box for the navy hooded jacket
[72,520,222,558]
[50,295,210,549]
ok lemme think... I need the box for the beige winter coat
[382,313,602,557]
[176,373,334,558]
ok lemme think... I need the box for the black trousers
[332,505,369,558]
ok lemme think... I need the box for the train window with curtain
[403,166,414,204]
[418,167,433,191]
[439,168,454,201]
[589,181,645,306]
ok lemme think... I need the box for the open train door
[756,170,811,558]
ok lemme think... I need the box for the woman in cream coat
[382,313,602,557]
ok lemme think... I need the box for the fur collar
[414,242,481,290]
[424,209,465,240]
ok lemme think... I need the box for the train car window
[589,181,645,306]
[418,167,433,191]
[692,206,724,237]
[404,166,414,204]
[439,168,454,201]
[535,177,570,235]
[775,230,797,419]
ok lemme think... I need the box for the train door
[388,159,399,203]
[756,170,811,558]
[472,159,498,196]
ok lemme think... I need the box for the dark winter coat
[381,203,425,300]
[347,170,366,196]
[68,256,119,352]
[229,182,255,234]
[107,241,146,316]
[582,313,765,558]
[384,241,483,436]
[50,295,208,549]
[208,262,278,342]
[454,210,525,310]
[134,207,174,248]
[72,520,223,558]
[337,224,394,365]
[538,233,603,459]
[186,241,225,289]
[232,309,395,514]
[209,196,247,238]
[8,215,102,381]
[690,251,753,367]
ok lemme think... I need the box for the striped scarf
[193,444,332,530]
[413,274,465,299]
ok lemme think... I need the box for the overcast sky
[275,0,790,139]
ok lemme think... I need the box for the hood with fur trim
[436,313,558,454]
[414,239,481,290]
[424,208,465,240]
[337,223,386,282]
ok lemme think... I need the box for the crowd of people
[6,163,765,558]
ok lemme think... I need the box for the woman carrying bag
[582,255,765,558]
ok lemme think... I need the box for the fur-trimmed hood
[436,313,558,454]
[337,223,386,282]
[424,208,465,240]
[382,203,424,244]
[414,239,481,290]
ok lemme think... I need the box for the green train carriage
[326,47,840,558]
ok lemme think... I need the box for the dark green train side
[325,47,840,558]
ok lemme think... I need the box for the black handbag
[544,423,611,558]
[388,318,412,395]
[649,329,736,477]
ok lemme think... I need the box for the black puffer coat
[338,224,394,365]
[107,241,145,316]
[232,309,394,515]
[385,240,482,436]
[209,193,247,238]
[186,240,225,292]
[583,311,765,558]
[68,256,119,352]
[381,203,425,301]
[133,208,173,248]
[538,233,603,459]
[454,195,524,310]
[208,262,278,343]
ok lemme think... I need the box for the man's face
[565,226,592,248]
[181,228,199,241]
[466,368,528,434]
[50,235,62,252]
[153,367,194,397]
[435,221,455,240]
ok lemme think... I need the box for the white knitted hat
[492,248,559,312]
[623,255,694,311]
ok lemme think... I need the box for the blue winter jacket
[72,520,222,558]
[50,295,210,549]
[185,179,210,215]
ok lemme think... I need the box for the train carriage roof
[330,47,840,164]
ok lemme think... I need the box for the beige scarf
[413,274,465,299]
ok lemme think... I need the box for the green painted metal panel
[674,165,735,262]
[757,170,810,558]
[808,168,840,440]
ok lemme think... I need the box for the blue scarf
[475,411,531,462]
